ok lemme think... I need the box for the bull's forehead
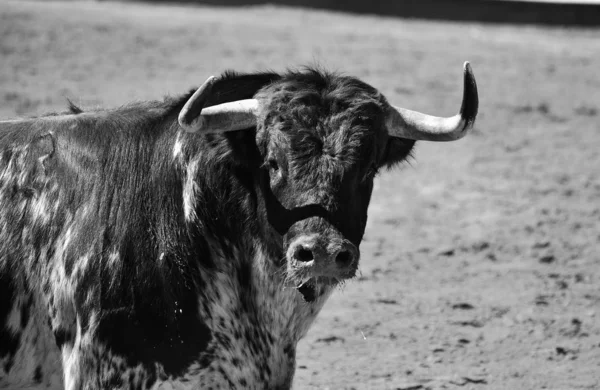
[256,73,389,167]
[289,119,376,166]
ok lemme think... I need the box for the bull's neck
[176,132,333,371]
[194,243,332,388]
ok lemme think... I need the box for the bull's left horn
[179,76,259,133]
[386,62,478,141]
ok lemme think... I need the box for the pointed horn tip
[198,75,218,93]
[463,62,475,80]
[460,60,478,122]
[193,75,218,97]
[178,75,218,132]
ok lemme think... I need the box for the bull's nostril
[296,248,314,262]
[335,250,353,268]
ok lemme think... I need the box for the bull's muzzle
[286,234,359,280]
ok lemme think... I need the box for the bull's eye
[268,159,279,172]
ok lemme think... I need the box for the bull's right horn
[386,62,479,141]
[178,76,259,133]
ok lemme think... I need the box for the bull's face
[178,64,478,302]
[252,77,404,301]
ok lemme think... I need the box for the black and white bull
[0,63,478,389]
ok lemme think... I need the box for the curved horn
[386,62,479,141]
[178,76,259,133]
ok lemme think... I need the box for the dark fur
[0,67,414,389]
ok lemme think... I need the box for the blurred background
[1,0,599,388]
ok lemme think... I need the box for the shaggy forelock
[255,67,388,173]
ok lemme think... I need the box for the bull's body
[0,65,477,389]
[0,103,319,389]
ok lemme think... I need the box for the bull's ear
[179,71,281,133]
[381,137,416,169]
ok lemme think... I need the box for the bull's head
[178,63,478,302]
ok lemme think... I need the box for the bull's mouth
[295,276,339,303]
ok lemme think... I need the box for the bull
[0,62,478,389]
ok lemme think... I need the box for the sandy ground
[1,1,599,389]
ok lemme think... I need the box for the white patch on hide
[172,133,184,162]
[182,158,199,223]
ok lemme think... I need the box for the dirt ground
[1,1,599,389]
